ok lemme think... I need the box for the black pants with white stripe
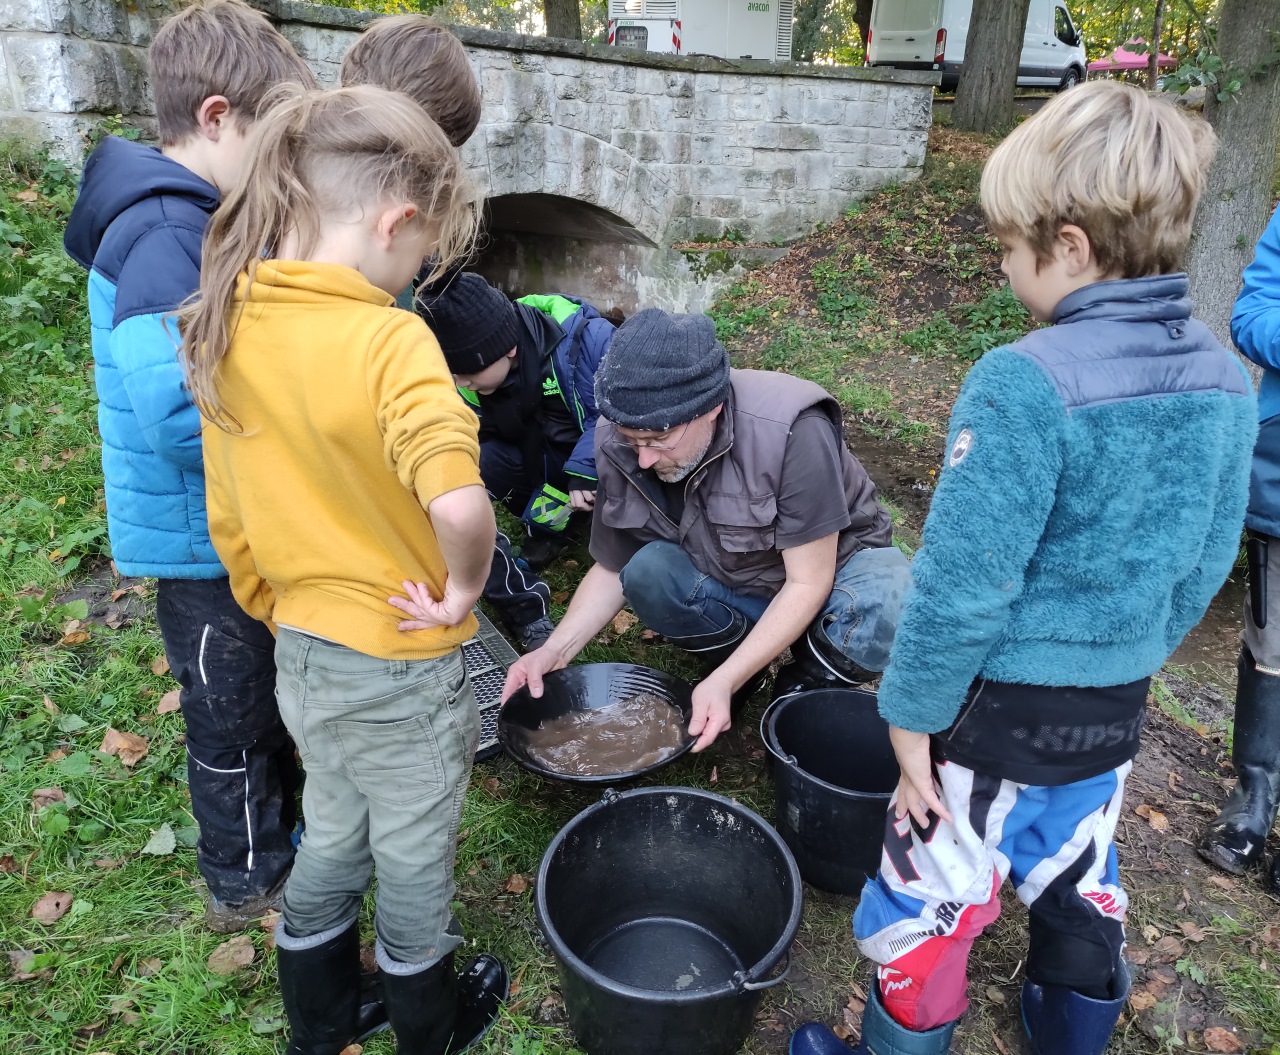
[155,577,298,906]
[484,531,552,629]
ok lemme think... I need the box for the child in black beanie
[416,271,617,651]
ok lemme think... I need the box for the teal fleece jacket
[878,275,1257,734]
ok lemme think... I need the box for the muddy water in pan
[519,693,687,777]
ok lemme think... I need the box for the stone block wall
[0,0,936,245]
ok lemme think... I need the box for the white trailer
[606,0,795,63]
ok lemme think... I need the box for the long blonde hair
[179,83,479,426]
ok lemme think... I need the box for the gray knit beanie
[594,308,731,431]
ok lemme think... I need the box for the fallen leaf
[985,985,1006,1004]
[0,855,18,873]
[1178,921,1207,942]
[32,787,65,811]
[1167,770,1182,793]
[640,629,661,642]
[75,1022,108,1042]
[1134,803,1169,832]
[135,956,163,977]
[481,776,503,798]
[42,696,60,715]
[709,766,719,785]
[1207,874,1236,891]
[1125,948,1150,966]
[992,1037,1009,1055]
[150,655,170,676]
[46,749,66,762]
[503,873,529,895]
[141,823,176,856]
[833,1023,853,1041]
[108,954,126,976]
[156,689,181,715]
[1142,923,1162,944]
[99,728,149,767]
[93,858,122,870]
[1203,1026,1245,1053]
[1129,990,1158,1012]
[206,934,255,975]
[1152,936,1185,960]
[552,590,569,604]
[31,891,73,924]
[610,611,638,635]
[260,910,281,932]
[15,187,38,202]
[59,630,91,646]
[338,1046,363,1055]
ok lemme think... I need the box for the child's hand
[388,579,478,631]
[569,489,596,512]
[888,725,953,829]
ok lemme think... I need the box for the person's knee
[822,547,912,673]
[619,542,694,622]
[1027,917,1125,998]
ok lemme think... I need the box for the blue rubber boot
[790,984,956,1055]
[1021,962,1130,1055]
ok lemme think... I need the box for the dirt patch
[927,124,999,164]
[54,558,150,630]
[844,424,942,534]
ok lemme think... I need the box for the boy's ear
[194,96,234,142]
[1057,224,1096,277]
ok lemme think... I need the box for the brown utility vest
[594,369,892,597]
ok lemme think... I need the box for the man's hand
[688,672,733,753]
[569,489,596,512]
[888,725,952,829]
[388,578,478,631]
[502,642,570,702]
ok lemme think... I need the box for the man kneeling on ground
[502,308,910,750]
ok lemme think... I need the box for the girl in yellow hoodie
[180,85,507,1055]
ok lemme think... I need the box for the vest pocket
[705,491,777,555]
[600,493,654,531]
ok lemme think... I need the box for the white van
[867,0,1087,92]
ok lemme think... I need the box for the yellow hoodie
[202,260,482,659]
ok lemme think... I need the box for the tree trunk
[952,0,1032,133]
[1186,0,1280,353]
[854,0,872,48]
[544,0,581,40]
[1147,0,1165,91]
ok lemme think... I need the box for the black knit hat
[595,308,731,431]
[415,271,520,375]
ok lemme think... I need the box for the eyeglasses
[611,420,691,452]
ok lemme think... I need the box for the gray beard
[654,431,714,484]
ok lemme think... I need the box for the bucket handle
[759,695,803,770]
[734,949,792,992]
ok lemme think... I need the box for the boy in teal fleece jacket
[790,82,1257,1055]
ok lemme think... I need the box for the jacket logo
[948,428,973,467]
[878,967,913,994]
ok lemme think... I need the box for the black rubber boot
[1267,854,1280,898]
[276,919,363,1055]
[1198,646,1280,876]
[664,608,769,710]
[380,951,509,1055]
[773,618,876,699]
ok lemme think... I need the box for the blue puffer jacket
[879,275,1257,734]
[1231,204,1280,537]
[63,137,224,579]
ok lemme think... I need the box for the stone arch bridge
[0,0,935,307]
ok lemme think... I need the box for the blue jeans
[618,541,911,672]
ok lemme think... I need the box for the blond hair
[179,84,479,427]
[150,0,316,146]
[981,80,1217,278]
[340,15,481,147]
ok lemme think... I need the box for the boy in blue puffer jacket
[63,0,314,931]
[415,272,615,651]
[791,82,1257,1055]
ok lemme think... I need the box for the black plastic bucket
[762,688,898,895]
[535,786,802,1055]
